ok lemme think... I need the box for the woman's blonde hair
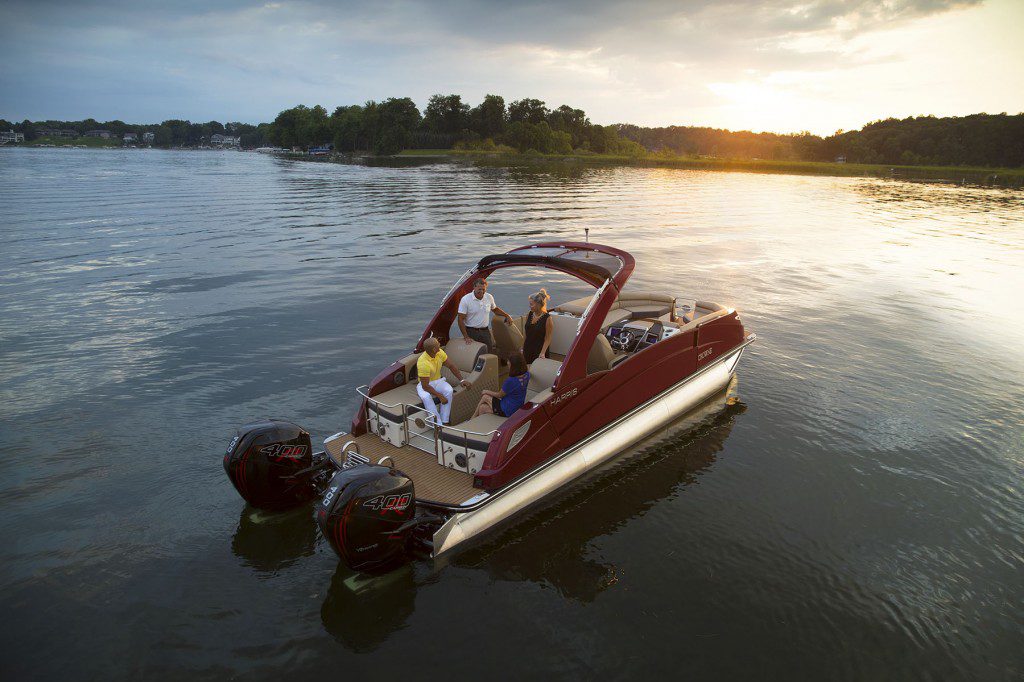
[530,288,550,306]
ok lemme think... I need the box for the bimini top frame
[416,241,636,388]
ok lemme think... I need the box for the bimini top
[477,242,634,289]
[417,241,636,387]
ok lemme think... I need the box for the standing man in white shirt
[457,277,513,353]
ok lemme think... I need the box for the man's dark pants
[465,326,495,354]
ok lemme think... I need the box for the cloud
[0,0,1013,133]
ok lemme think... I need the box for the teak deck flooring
[325,433,480,506]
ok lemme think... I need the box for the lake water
[1,148,1022,680]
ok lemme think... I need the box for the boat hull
[431,336,753,557]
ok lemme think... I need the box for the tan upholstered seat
[545,313,579,359]
[436,356,562,470]
[366,341,498,442]
[526,358,561,401]
[554,296,592,316]
[671,307,730,335]
[456,412,506,433]
[438,403,526,474]
[586,334,616,374]
[554,290,676,328]
[490,315,524,360]
[439,341,500,425]
[614,291,676,320]
[439,412,506,459]
[438,351,529,472]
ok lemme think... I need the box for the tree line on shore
[3,100,1021,168]
[619,113,1024,168]
[0,117,269,148]
[265,94,648,157]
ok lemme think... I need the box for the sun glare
[707,81,817,133]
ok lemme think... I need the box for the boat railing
[356,384,396,403]
[404,403,440,455]
[356,383,405,417]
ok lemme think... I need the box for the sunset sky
[2,0,1021,134]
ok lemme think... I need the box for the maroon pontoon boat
[224,242,756,573]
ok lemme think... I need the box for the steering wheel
[610,328,636,352]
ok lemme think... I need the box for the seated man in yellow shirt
[416,337,471,425]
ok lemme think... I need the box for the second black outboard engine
[224,420,325,510]
[316,463,416,573]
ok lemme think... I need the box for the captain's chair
[587,334,616,374]
[490,314,524,360]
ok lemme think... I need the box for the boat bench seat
[439,357,561,454]
[668,307,731,335]
[440,413,506,452]
[554,298,631,328]
[542,315,617,374]
[555,290,676,326]
[527,357,560,401]
[367,340,499,440]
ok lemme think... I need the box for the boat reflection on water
[230,505,317,572]
[321,563,419,652]
[453,381,746,602]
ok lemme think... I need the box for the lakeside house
[210,134,240,147]
[85,130,112,139]
[123,132,138,142]
[1,130,26,144]
[835,155,847,163]
[142,132,155,144]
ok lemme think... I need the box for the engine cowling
[316,464,416,573]
[223,420,319,510]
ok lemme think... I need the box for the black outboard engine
[317,463,416,573]
[224,420,324,510]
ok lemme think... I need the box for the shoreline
[295,148,1024,187]
[402,150,1024,185]
[7,145,1020,187]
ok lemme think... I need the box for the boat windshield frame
[415,241,635,388]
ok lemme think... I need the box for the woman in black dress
[522,288,553,365]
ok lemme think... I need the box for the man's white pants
[416,379,454,424]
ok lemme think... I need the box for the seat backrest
[547,313,579,357]
[617,291,675,306]
[442,340,486,373]
[616,291,676,319]
[587,334,616,374]
[490,316,524,361]
[527,358,561,396]
[553,295,592,316]
[695,300,727,315]
[672,308,730,335]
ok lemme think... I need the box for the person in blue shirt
[473,351,530,419]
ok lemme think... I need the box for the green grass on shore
[399,148,1024,183]
[27,136,123,147]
